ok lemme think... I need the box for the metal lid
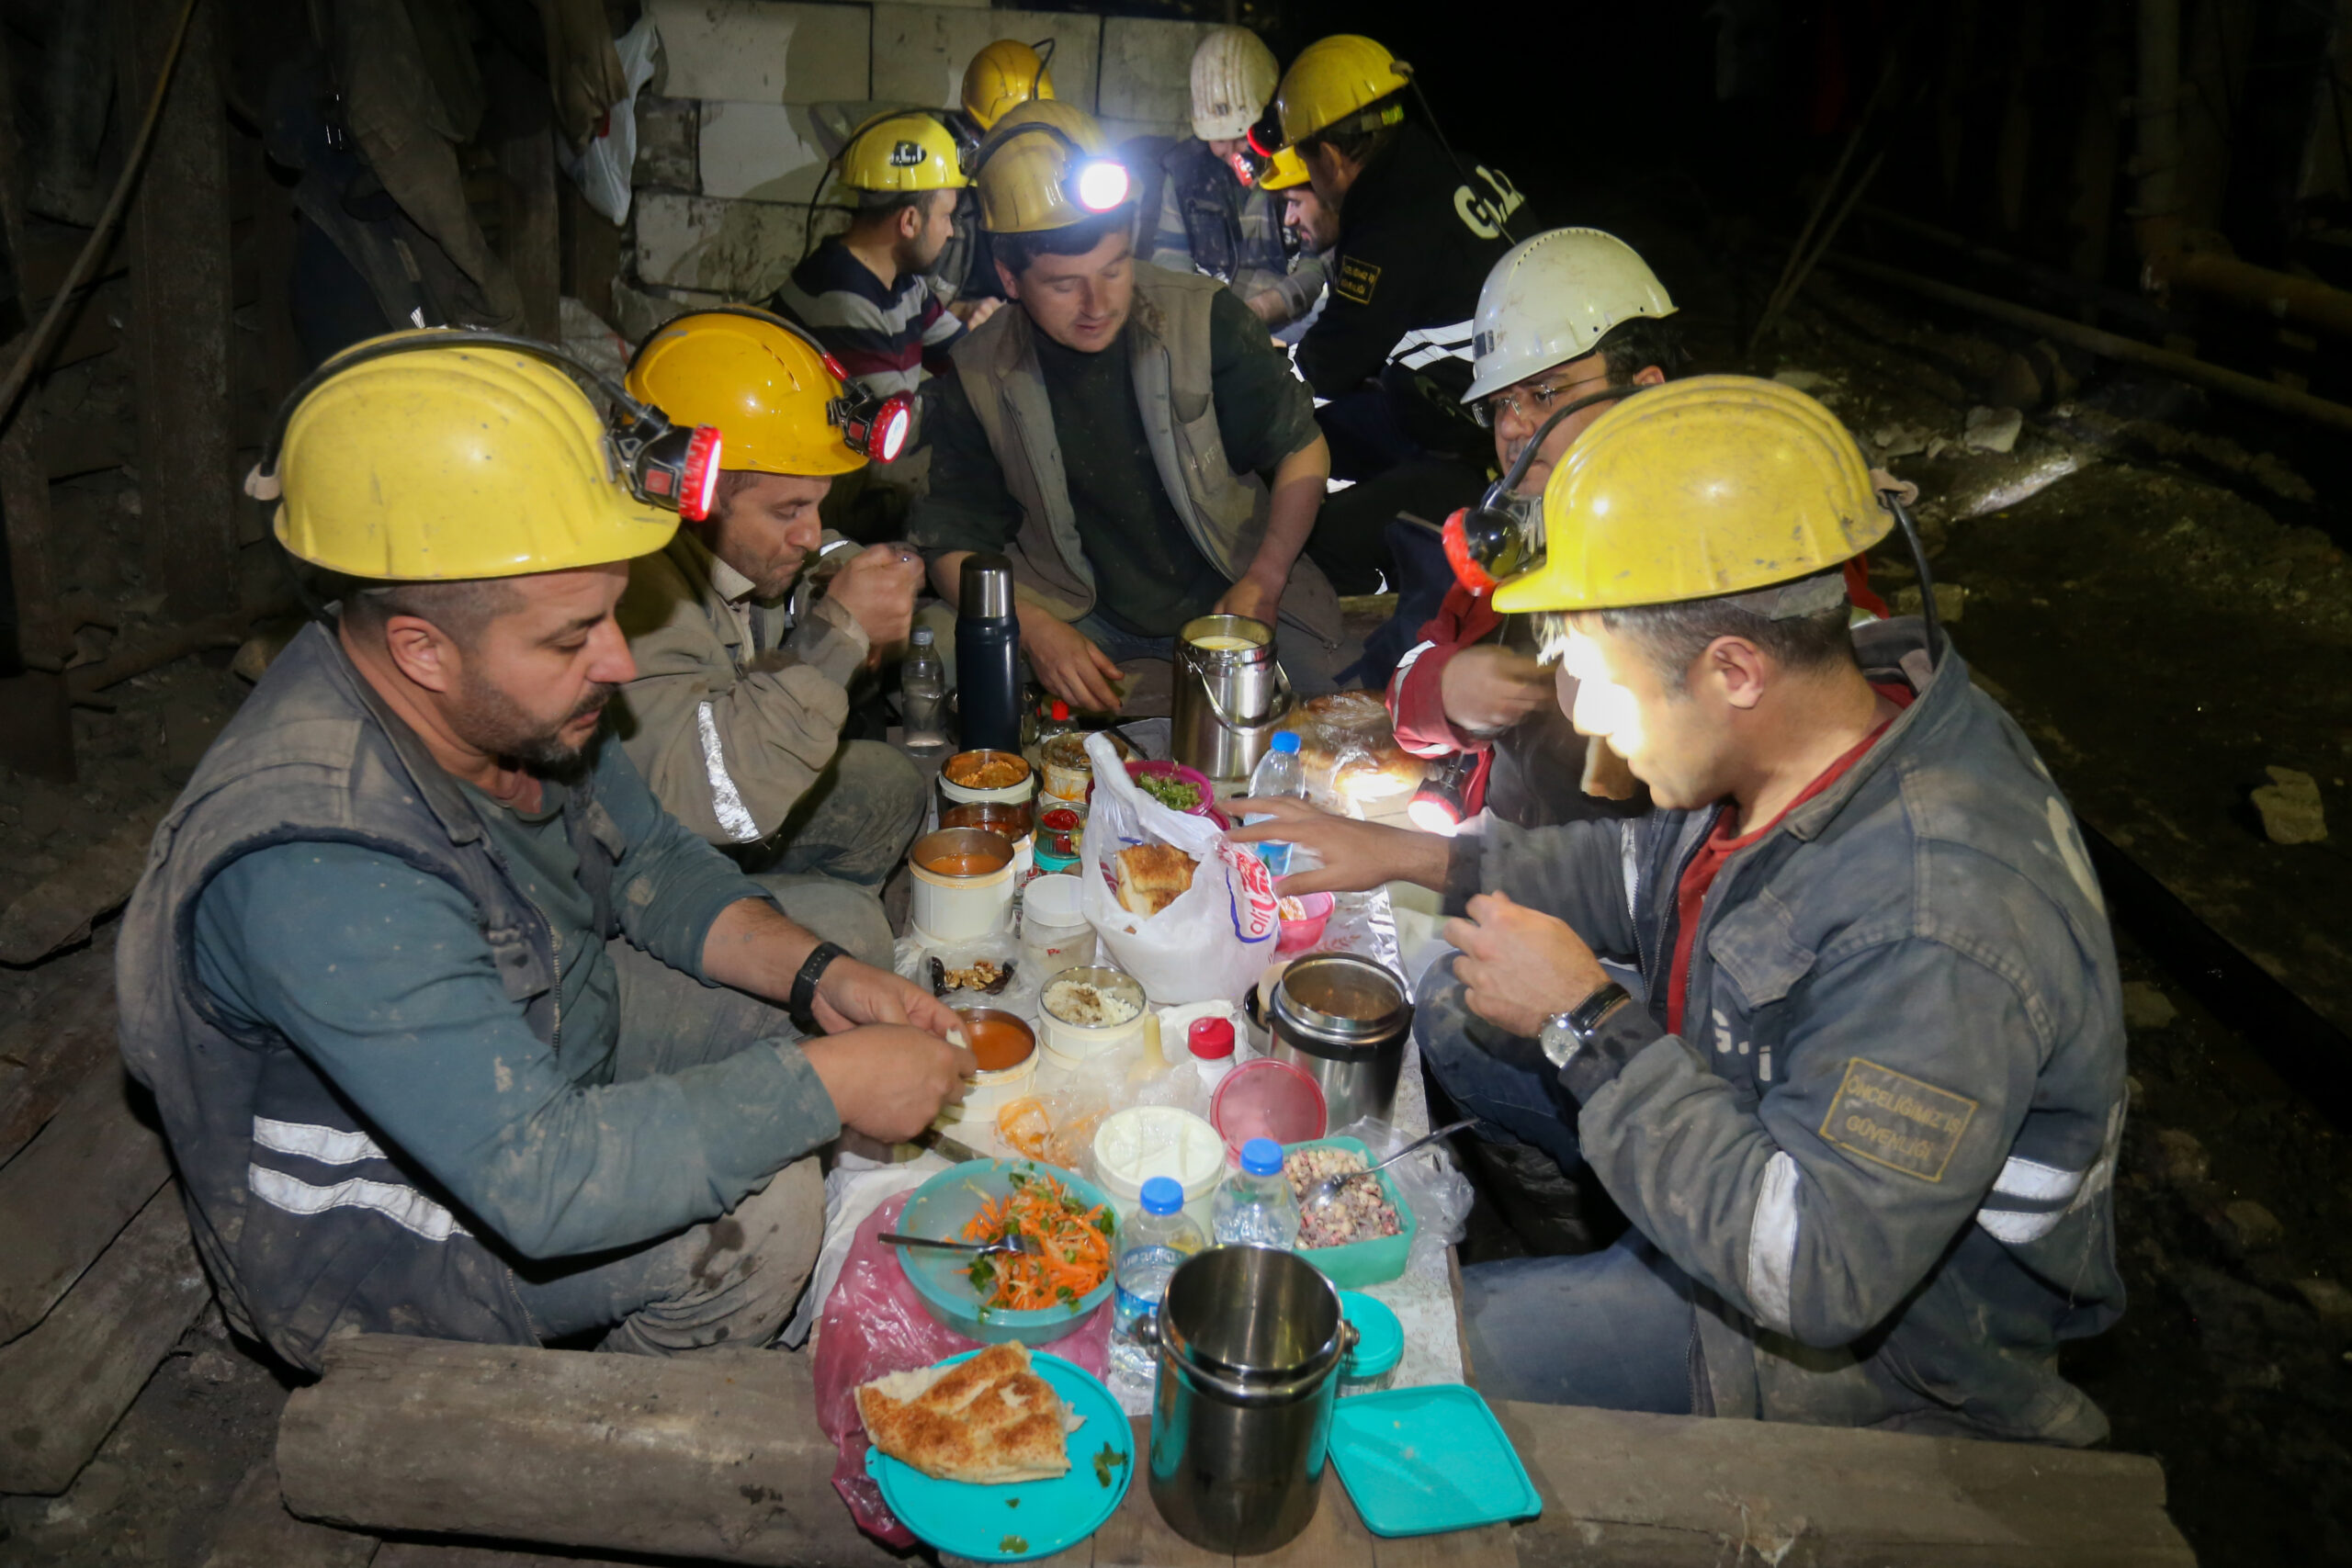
[1161,1246,1351,1403]
[1178,613,1273,660]
[1270,953,1409,1053]
[959,551,1013,618]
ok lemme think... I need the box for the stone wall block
[635,190,810,299]
[1098,18,1212,131]
[699,101,833,202]
[649,0,871,105]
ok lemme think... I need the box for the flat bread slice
[1115,844,1197,917]
[856,1341,1084,1485]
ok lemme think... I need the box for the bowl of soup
[909,828,1016,942]
[934,1008,1040,1132]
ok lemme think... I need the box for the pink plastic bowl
[1274,891,1335,953]
[1211,1058,1328,1162]
[1126,760,1227,827]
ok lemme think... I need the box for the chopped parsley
[1007,1497,1020,1508]
[1092,1442,1129,1487]
[1001,1534,1029,1552]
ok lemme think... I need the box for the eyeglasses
[1474,371,1614,430]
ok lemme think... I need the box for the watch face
[1539,1015,1579,1070]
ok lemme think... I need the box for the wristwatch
[789,941,850,1018]
[1538,982,1633,1069]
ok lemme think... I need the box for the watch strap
[790,941,849,1017]
[1555,984,1663,1105]
[1567,982,1632,1041]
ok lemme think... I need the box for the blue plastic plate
[896,1159,1118,1346]
[1329,1383,1544,1537]
[865,1351,1135,1562]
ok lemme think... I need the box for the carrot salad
[962,1169,1114,1312]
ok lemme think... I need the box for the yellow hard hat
[626,310,871,477]
[272,332,677,581]
[1258,145,1309,191]
[1493,375,1890,615]
[962,39,1056,131]
[839,112,967,193]
[971,100,1131,234]
[1273,35,1411,147]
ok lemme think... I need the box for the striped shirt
[770,238,963,400]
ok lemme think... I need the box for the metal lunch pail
[1264,952,1414,1130]
[1171,615,1293,783]
[1145,1246,1355,1554]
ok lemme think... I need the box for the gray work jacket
[1448,620,2127,1443]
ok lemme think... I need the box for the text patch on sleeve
[1335,256,1382,304]
[1818,1057,1978,1181]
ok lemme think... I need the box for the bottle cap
[911,626,933,645]
[1239,1136,1284,1176]
[1187,1017,1236,1061]
[1051,700,1069,721]
[1139,1176,1184,1215]
[1270,731,1301,753]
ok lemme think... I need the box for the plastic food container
[1090,1106,1226,1222]
[909,828,1015,942]
[938,750,1035,838]
[1337,1290,1405,1394]
[1210,1057,1327,1163]
[1281,1135,1417,1288]
[1274,891,1335,953]
[894,1158,1116,1346]
[1021,874,1098,978]
[933,1007,1037,1130]
[1039,966,1148,1066]
[1125,760,1228,829]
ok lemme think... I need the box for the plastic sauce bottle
[1189,1016,1237,1094]
[1243,732,1306,876]
[1110,1176,1207,1385]
[900,626,948,750]
[1212,1137,1302,1250]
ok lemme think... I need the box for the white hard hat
[1190,28,1279,142]
[1464,228,1678,404]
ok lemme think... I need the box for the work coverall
[1422,620,2127,1443]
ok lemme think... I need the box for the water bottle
[1110,1176,1207,1385]
[900,626,948,750]
[1212,1137,1301,1250]
[1243,732,1306,876]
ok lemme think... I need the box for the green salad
[1137,773,1201,810]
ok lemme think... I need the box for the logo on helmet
[889,141,925,166]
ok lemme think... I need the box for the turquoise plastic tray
[896,1159,1117,1346]
[866,1350,1134,1562]
[1329,1384,1544,1537]
[1282,1135,1416,1287]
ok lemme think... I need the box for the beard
[447,673,618,781]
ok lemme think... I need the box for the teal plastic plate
[865,1351,1134,1562]
[1329,1383,1544,1537]
[896,1159,1118,1346]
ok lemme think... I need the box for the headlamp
[1443,383,1646,596]
[1407,750,1481,835]
[834,389,915,463]
[1073,157,1130,212]
[615,415,725,522]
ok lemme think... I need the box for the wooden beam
[0,944,119,1166]
[201,1455,380,1568]
[0,1184,212,1494]
[116,0,236,619]
[496,130,560,344]
[0,796,171,964]
[0,1060,171,1344]
[1495,1398,2194,1566]
[560,183,619,327]
[277,1335,910,1568]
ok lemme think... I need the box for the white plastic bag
[562,14,660,225]
[1080,732,1277,1004]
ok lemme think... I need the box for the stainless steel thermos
[1171,615,1293,782]
[954,553,1022,754]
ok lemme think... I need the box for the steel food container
[1171,615,1293,783]
[1264,953,1413,1130]
[1147,1246,1356,1554]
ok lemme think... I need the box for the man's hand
[801,1025,979,1144]
[811,957,968,1043]
[1440,645,1555,735]
[1227,795,1452,896]
[1021,610,1125,713]
[1442,890,1611,1037]
[825,544,924,652]
[950,297,1002,329]
[1213,572,1283,626]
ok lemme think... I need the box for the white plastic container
[1038,966,1148,1067]
[1091,1106,1227,1223]
[932,1006,1038,1130]
[909,828,1015,943]
[1021,874,1098,978]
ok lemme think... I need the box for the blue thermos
[954,553,1023,753]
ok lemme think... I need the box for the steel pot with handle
[1171,615,1293,783]
[1263,952,1413,1130]
[1143,1245,1356,1554]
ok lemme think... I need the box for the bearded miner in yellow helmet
[1141,28,1325,336]
[613,308,930,892]
[909,100,1356,710]
[115,333,975,1375]
[1235,377,2128,1443]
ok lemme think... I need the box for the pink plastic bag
[813,1190,1114,1545]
